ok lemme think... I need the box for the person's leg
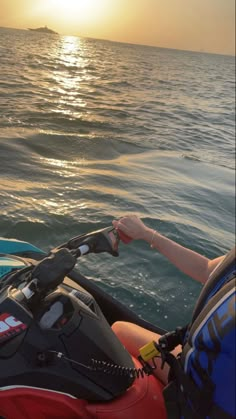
[112,321,181,385]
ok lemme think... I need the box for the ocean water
[0,27,235,330]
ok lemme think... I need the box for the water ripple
[0,28,235,328]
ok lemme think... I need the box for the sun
[49,0,110,25]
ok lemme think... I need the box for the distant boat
[28,25,58,35]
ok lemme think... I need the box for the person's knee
[112,321,137,347]
[112,321,139,356]
[112,321,126,337]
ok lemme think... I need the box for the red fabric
[0,359,167,419]
[0,388,92,419]
[87,357,167,419]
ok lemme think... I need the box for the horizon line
[1,25,235,58]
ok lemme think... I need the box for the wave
[0,28,235,327]
[182,152,235,170]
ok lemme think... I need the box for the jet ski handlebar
[61,225,120,257]
[14,226,120,305]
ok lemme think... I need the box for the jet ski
[0,226,167,419]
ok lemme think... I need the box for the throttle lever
[116,229,133,244]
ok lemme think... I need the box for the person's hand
[112,215,152,242]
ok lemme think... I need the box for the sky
[0,0,235,56]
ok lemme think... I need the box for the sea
[0,27,235,330]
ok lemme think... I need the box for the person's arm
[112,216,225,284]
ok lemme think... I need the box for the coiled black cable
[46,350,158,379]
[90,358,157,378]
